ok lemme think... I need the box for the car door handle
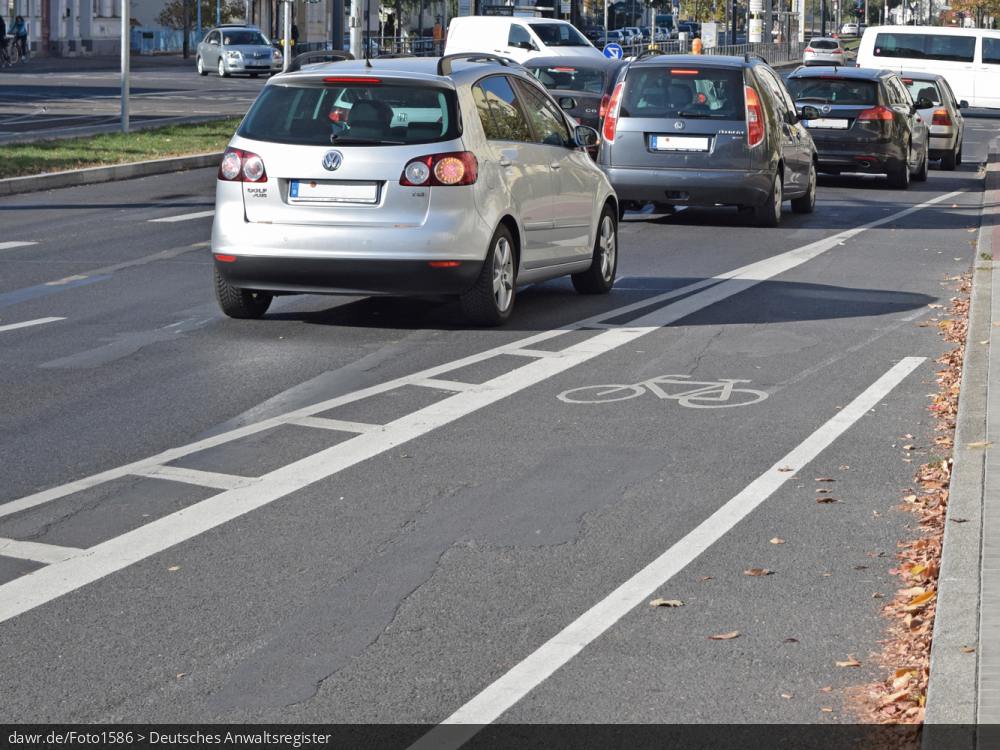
[499,157,512,167]
[550,162,561,169]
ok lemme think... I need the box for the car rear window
[239,83,458,146]
[903,78,942,105]
[786,77,879,105]
[528,65,606,94]
[873,32,975,63]
[810,39,840,50]
[621,67,745,119]
[222,30,268,45]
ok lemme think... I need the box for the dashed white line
[0,538,84,565]
[149,210,216,223]
[0,317,65,333]
[0,241,38,251]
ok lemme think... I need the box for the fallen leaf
[770,538,785,544]
[822,708,833,713]
[708,630,740,640]
[883,705,898,715]
[883,688,911,704]
[176,673,186,678]
[398,453,410,458]
[839,465,851,470]
[908,591,937,608]
[650,598,683,607]
[904,434,914,439]
[968,441,994,449]
[868,552,884,557]
[744,568,770,576]
[854,565,868,570]
[822,573,832,577]
[816,478,835,482]
[873,593,884,598]
[168,566,180,571]
[778,466,793,472]
[962,647,975,653]
[982,340,990,345]
[904,495,918,502]
[819,686,833,692]
[928,304,945,308]
[836,656,861,667]
[816,497,841,504]
[701,576,714,580]
[816,488,831,493]
[903,444,920,451]
[782,693,792,699]
[951,518,969,523]
[873,511,883,518]
[783,638,798,643]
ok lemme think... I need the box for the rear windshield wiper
[328,136,406,145]
[794,97,831,103]
[675,110,726,118]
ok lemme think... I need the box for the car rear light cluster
[931,109,952,126]
[599,93,610,118]
[804,47,815,53]
[745,86,765,147]
[400,152,478,186]
[603,82,625,143]
[858,105,894,121]
[218,147,267,183]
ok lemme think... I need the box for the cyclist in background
[10,15,26,63]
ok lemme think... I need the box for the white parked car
[802,37,845,66]
[444,17,604,63]
[211,54,619,325]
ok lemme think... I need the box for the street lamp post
[121,0,129,133]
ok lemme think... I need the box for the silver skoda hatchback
[212,54,619,325]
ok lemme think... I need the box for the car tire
[461,224,516,326]
[913,145,929,182]
[197,56,207,76]
[214,268,272,319]
[218,58,230,78]
[790,161,817,214]
[940,144,957,171]
[572,205,618,295]
[753,173,782,228]
[956,142,963,165]
[887,158,910,190]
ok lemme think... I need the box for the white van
[856,25,1000,108]
[445,17,605,63]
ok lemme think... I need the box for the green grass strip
[0,118,239,180]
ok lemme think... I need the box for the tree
[155,0,244,29]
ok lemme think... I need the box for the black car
[598,51,818,227]
[526,55,629,133]
[677,21,701,39]
[785,66,930,189]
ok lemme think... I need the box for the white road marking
[131,465,259,491]
[0,317,65,333]
[408,357,926,748]
[415,378,476,392]
[0,538,84,565]
[288,416,383,433]
[0,241,37,251]
[0,189,963,625]
[149,210,216,223]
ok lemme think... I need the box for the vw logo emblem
[322,151,343,171]
[674,121,685,130]
[821,105,832,115]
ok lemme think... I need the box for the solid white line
[288,416,384,433]
[132,465,258,491]
[505,349,557,358]
[0,538,84,565]
[415,378,476,392]
[408,357,926,747]
[149,210,216,223]
[0,317,65,333]
[0,241,37,251]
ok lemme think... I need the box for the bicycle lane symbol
[557,375,769,409]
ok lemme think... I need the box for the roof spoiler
[286,51,355,73]
[437,53,511,76]
[744,52,768,64]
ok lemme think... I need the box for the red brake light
[323,77,382,83]
[400,152,477,187]
[553,67,575,71]
[858,105,894,121]
[670,69,699,74]
[599,93,610,118]
[215,254,236,262]
[903,78,913,83]
[931,109,952,126]
[218,147,267,183]
[429,261,462,267]
[805,47,815,53]
[603,82,624,143]
[745,86,764,147]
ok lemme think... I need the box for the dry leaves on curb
[708,630,740,640]
[836,656,862,667]
[744,568,771,576]
[650,598,683,607]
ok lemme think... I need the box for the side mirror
[573,125,600,148]
[559,97,576,111]
[517,40,534,50]
[800,105,821,120]
[210,39,219,45]
[959,100,968,109]
[916,97,934,109]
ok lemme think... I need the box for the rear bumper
[812,140,904,174]
[602,166,772,207]
[928,129,958,158]
[214,256,481,296]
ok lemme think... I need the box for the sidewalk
[925,136,999,740]
[0,52,195,75]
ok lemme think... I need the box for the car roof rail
[437,53,510,76]
[744,51,768,64]
[371,53,417,59]
[286,51,355,73]
[635,48,666,61]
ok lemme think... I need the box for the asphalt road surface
[1,117,997,734]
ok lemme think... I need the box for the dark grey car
[197,25,282,78]
[599,52,818,227]
[525,55,628,132]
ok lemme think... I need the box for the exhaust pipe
[858,160,873,169]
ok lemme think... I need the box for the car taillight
[400,151,478,187]
[931,109,952,126]
[745,86,764,147]
[603,82,624,143]
[218,147,268,183]
[858,105,894,121]
[805,47,815,53]
[599,93,610,118]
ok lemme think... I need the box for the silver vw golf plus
[211,54,619,325]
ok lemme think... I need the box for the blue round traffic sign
[603,43,623,59]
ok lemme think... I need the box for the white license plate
[804,118,849,129]
[651,135,710,151]
[289,180,379,204]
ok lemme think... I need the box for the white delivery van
[856,25,1000,108]
[444,17,605,63]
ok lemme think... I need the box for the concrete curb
[0,152,225,197]
[924,139,997,738]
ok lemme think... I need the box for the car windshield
[903,78,942,105]
[810,39,840,50]
[529,23,591,46]
[222,30,268,45]
[621,67,746,119]
[528,65,606,94]
[239,83,458,146]
[786,77,879,105]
